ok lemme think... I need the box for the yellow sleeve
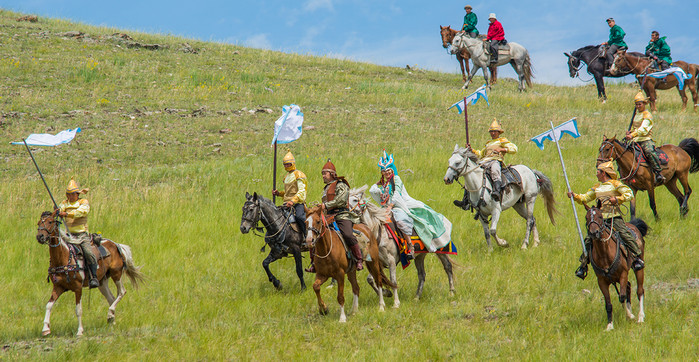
[473,147,485,157]
[500,138,518,155]
[573,186,597,204]
[612,180,634,203]
[630,112,653,138]
[291,171,307,204]
[277,190,285,197]
[58,201,68,213]
[70,199,90,218]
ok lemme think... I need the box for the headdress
[464,5,472,10]
[634,90,648,104]
[488,118,504,133]
[322,159,337,175]
[66,178,88,194]
[282,150,296,171]
[606,18,614,23]
[377,150,397,174]
[597,161,618,180]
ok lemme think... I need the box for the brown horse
[611,50,699,112]
[439,25,496,85]
[584,206,647,331]
[305,205,394,322]
[36,210,144,336]
[598,136,699,219]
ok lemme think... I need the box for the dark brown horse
[598,136,699,219]
[439,26,496,85]
[305,205,394,322]
[36,210,144,336]
[584,206,647,331]
[611,50,699,112]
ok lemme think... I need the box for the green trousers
[71,232,98,266]
[638,140,662,173]
[582,217,641,260]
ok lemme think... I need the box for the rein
[599,139,640,182]
[39,214,80,284]
[312,212,333,259]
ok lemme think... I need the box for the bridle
[586,207,622,279]
[598,139,639,181]
[448,150,481,192]
[37,213,62,248]
[307,211,332,259]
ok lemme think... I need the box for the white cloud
[304,0,334,12]
[246,34,272,49]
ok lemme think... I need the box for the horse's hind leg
[648,188,659,220]
[666,175,689,217]
[620,273,635,320]
[292,249,306,291]
[389,260,400,308]
[43,287,64,336]
[107,277,127,324]
[74,288,84,336]
[437,254,455,297]
[635,269,645,323]
[480,218,493,252]
[513,201,535,249]
[336,274,347,322]
[98,280,116,322]
[414,253,427,300]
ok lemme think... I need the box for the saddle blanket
[635,144,669,166]
[384,223,457,269]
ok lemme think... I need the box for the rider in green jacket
[645,31,672,70]
[602,18,627,71]
[461,5,478,38]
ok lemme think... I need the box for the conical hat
[489,118,504,133]
[597,161,618,179]
[634,90,648,103]
[282,150,295,164]
[66,178,80,193]
[322,159,336,174]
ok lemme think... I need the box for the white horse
[443,145,557,250]
[454,36,533,91]
[348,186,455,307]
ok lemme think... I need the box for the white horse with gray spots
[443,145,557,250]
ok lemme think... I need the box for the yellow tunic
[474,137,518,162]
[277,170,307,204]
[629,110,653,142]
[58,198,90,233]
[573,180,633,219]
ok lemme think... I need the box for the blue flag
[12,128,81,146]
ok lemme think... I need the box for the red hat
[322,159,336,174]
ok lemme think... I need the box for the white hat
[489,13,497,19]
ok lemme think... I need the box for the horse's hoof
[339,316,347,323]
[638,315,645,323]
[627,313,636,320]
[382,288,393,298]
[449,290,455,297]
[498,242,509,248]
[521,243,528,250]
[379,305,385,312]
[605,323,614,331]
[107,316,115,324]
[393,302,400,309]
[42,329,51,336]
[320,307,329,316]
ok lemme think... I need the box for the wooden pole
[550,121,586,257]
[464,97,470,145]
[23,139,69,233]
[272,142,278,205]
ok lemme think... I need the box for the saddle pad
[501,166,522,188]
[412,236,458,255]
[68,243,110,259]
[635,144,669,166]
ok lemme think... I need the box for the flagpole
[23,140,59,209]
[463,97,470,145]
[549,121,586,257]
[272,142,278,205]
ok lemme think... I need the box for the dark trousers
[489,40,505,63]
[336,219,358,247]
[638,140,662,173]
[465,31,478,38]
[292,203,306,236]
[605,45,625,68]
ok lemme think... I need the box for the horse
[443,145,557,250]
[610,50,699,112]
[36,210,144,336]
[304,205,393,322]
[584,205,647,331]
[597,136,699,219]
[348,186,455,307]
[564,45,641,102]
[439,26,496,85]
[240,192,307,291]
[456,35,533,91]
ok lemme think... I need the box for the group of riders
[459,5,506,64]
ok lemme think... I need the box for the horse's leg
[664,175,687,217]
[630,190,637,219]
[648,187,659,220]
[336,274,347,323]
[597,278,614,331]
[312,274,329,316]
[458,55,467,83]
[348,269,361,314]
[106,278,126,324]
[677,86,688,112]
[463,65,479,89]
[482,66,490,88]
[292,248,306,291]
[97,277,117,323]
[389,256,400,308]
[480,217,493,252]
[635,269,645,323]
[510,59,524,91]
[74,288,84,336]
[490,208,509,247]
[676,170,693,216]
[436,254,455,296]
[620,272,635,320]
[262,249,283,290]
[648,86,658,112]
[513,201,533,249]
[414,253,427,300]
[42,287,64,336]
[595,73,606,102]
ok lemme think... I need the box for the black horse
[564,45,643,101]
[240,192,306,291]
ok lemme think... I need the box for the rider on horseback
[461,5,479,38]
[486,13,505,64]
[645,31,672,71]
[626,91,665,185]
[567,161,645,280]
[602,18,627,72]
[272,150,307,251]
[56,178,99,288]
[309,159,363,272]
[458,119,517,203]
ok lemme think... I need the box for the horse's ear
[564,52,570,58]
[454,143,459,152]
[252,192,258,201]
[602,134,606,140]
[357,184,368,194]
[246,191,251,199]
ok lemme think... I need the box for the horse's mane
[349,186,387,224]
[456,148,479,164]
[41,211,52,217]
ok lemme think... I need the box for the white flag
[646,67,692,90]
[530,118,580,150]
[271,105,304,146]
[11,128,81,146]
[448,84,489,114]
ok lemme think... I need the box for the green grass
[0,9,697,360]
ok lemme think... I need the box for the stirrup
[304,264,315,273]
[575,265,587,280]
[89,278,100,288]
[632,258,645,271]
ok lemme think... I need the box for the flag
[448,84,489,113]
[646,67,692,90]
[271,104,304,146]
[11,128,81,146]
[530,118,580,150]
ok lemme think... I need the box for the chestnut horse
[305,205,394,322]
[598,136,699,219]
[584,206,647,331]
[439,26,496,85]
[611,50,699,112]
[36,210,144,336]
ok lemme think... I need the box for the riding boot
[88,263,100,288]
[405,237,415,260]
[575,252,589,280]
[305,247,315,273]
[349,243,363,271]
[453,191,470,210]
[491,180,502,202]
[654,172,666,186]
[631,252,645,271]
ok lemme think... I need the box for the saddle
[68,242,110,261]
[484,163,522,193]
[326,215,370,263]
[484,40,510,55]
[632,143,669,167]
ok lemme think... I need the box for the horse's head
[440,25,454,48]
[305,204,324,244]
[348,185,368,216]
[444,144,478,184]
[585,205,605,240]
[609,50,628,75]
[597,135,619,165]
[564,52,580,78]
[240,192,261,234]
[37,210,60,245]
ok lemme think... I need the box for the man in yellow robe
[272,151,307,249]
[467,118,518,202]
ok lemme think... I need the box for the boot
[349,244,363,271]
[305,247,315,273]
[632,256,645,271]
[491,180,502,202]
[297,220,307,239]
[405,237,415,260]
[575,253,589,280]
[88,263,100,288]
[453,193,470,210]
[654,172,665,186]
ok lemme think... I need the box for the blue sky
[3,0,697,85]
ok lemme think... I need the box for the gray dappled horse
[348,186,455,306]
[240,192,306,291]
[455,36,533,91]
[443,145,557,250]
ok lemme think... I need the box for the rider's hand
[609,196,618,205]
[625,131,633,140]
[272,189,279,196]
[566,191,574,198]
[284,201,293,208]
[58,211,67,217]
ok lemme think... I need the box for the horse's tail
[116,243,145,289]
[679,138,699,173]
[533,170,557,225]
[523,52,534,88]
[628,218,649,237]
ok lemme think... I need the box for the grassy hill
[1,9,697,360]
